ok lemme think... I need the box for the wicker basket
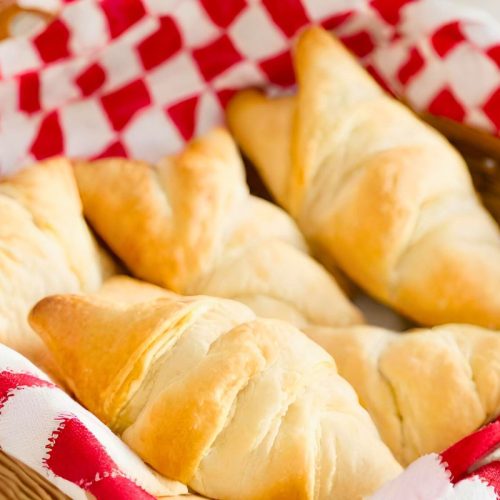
[422,112,500,224]
[0,450,67,500]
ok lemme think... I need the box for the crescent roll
[29,281,401,500]
[306,324,500,465]
[73,128,362,328]
[0,158,106,371]
[227,27,500,328]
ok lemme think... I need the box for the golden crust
[29,279,401,499]
[125,319,274,483]
[306,323,500,465]
[227,93,295,209]
[0,157,103,291]
[0,158,105,374]
[29,293,208,426]
[227,27,500,328]
[74,128,362,328]
[97,275,175,304]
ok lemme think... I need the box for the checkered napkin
[371,418,500,500]
[0,344,191,499]
[0,0,500,175]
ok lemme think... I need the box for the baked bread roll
[29,281,401,499]
[0,158,106,371]
[73,128,362,328]
[227,26,500,328]
[306,324,500,465]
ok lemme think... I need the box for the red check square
[397,47,424,85]
[19,71,40,113]
[101,0,146,39]
[101,79,151,131]
[429,87,466,122]
[483,88,500,130]
[94,140,128,159]
[262,0,309,37]
[487,46,500,69]
[30,111,64,160]
[33,19,70,63]
[259,50,294,87]
[431,22,465,58]
[167,96,199,140]
[75,63,106,97]
[137,16,182,71]
[200,0,247,28]
[192,34,242,82]
[341,30,375,58]
[321,12,352,31]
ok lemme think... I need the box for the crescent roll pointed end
[73,127,362,329]
[28,293,207,427]
[227,90,294,208]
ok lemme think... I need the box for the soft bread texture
[0,158,106,372]
[29,282,401,500]
[97,275,176,304]
[227,27,500,328]
[73,128,362,328]
[305,324,500,465]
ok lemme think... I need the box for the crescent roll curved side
[306,324,500,465]
[227,27,500,328]
[0,158,106,371]
[73,128,362,328]
[28,282,400,500]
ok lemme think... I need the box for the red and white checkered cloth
[0,0,500,175]
[1,0,500,498]
[0,344,189,499]
[371,419,500,500]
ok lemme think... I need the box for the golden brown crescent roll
[305,324,500,465]
[73,128,362,328]
[29,285,401,500]
[0,158,106,371]
[227,26,500,328]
